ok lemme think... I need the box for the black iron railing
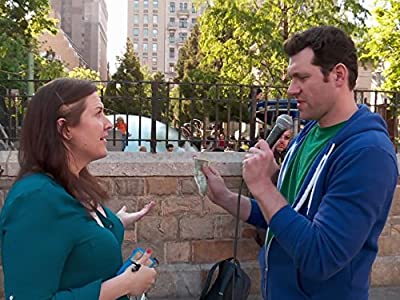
[0,79,398,152]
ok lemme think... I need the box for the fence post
[151,82,160,153]
[249,87,257,145]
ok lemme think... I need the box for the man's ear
[56,118,72,140]
[333,63,347,88]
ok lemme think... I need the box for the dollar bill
[193,158,209,196]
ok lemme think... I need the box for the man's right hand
[202,165,232,205]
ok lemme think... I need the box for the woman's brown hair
[17,78,108,210]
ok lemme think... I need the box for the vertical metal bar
[150,81,160,153]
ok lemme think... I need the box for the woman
[0,78,157,299]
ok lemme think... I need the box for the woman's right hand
[122,264,157,296]
[121,249,157,296]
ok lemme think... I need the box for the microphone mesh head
[276,114,293,130]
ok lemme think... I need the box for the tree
[173,23,222,124]
[0,0,57,93]
[104,39,147,115]
[198,0,370,87]
[362,0,400,91]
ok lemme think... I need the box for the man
[203,26,398,300]
[166,143,174,152]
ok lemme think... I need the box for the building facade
[127,0,202,79]
[51,0,108,80]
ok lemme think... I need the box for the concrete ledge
[0,151,246,177]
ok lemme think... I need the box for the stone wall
[0,151,399,299]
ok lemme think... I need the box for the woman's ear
[56,118,72,140]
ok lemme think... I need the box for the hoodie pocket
[296,270,311,299]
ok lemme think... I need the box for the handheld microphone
[265,114,293,147]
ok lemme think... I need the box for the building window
[153,0,158,8]
[152,57,157,64]
[152,29,158,37]
[133,0,139,9]
[133,15,139,24]
[169,17,175,23]
[143,28,149,36]
[169,32,175,43]
[179,32,188,42]
[169,63,175,72]
[133,43,139,52]
[143,43,148,52]
[192,18,197,24]
[153,15,158,24]
[144,15,148,24]
[144,0,149,8]
[133,28,139,36]
[179,18,187,28]
[152,43,157,52]
[169,47,175,58]
[152,66,157,71]
[192,3,196,13]
[169,2,175,12]
[179,2,188,10]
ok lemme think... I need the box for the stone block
[378,236,400,256]
[137,216,179,242]
[371,256,400,286]
[106,196,139,213]
[224,177,247,193]
[147,177,178,195]
[165,241,191,263]
[98,177,114,195]
[192,240,235,263]
[148,268,177,298]
[180,216,215,240]
[162,196,202,216]
[192,239,260,264]
[203,197,230,215]
[214,215,237,239]
[242,225,258,240]
[390,186,400,216]
[124,229,136,242]
[381,224,391,237]
[114,178,144,196]
[180,178,198,195]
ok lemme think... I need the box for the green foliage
[35,49,67,88]
[0,0,58,96]
[362,0,400,91]
[104,39,147,115]
[197,0,369,87]
[68,67,101,81]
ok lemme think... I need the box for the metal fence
[0,79,399,152]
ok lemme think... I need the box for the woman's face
[66,92,112,170]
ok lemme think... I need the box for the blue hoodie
[247,105,398,300]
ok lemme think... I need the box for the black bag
[199,257,251,300]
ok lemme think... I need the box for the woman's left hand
[117,201,155,228]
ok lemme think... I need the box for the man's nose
[287,81,300,98]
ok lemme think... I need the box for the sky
[106,0,127,75]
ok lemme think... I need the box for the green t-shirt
[266,121,345,246]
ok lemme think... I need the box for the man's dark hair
[178,140,186,147]
[166,143,174,149]
[283,26,358,90]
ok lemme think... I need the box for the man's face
[287,48,338,123]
